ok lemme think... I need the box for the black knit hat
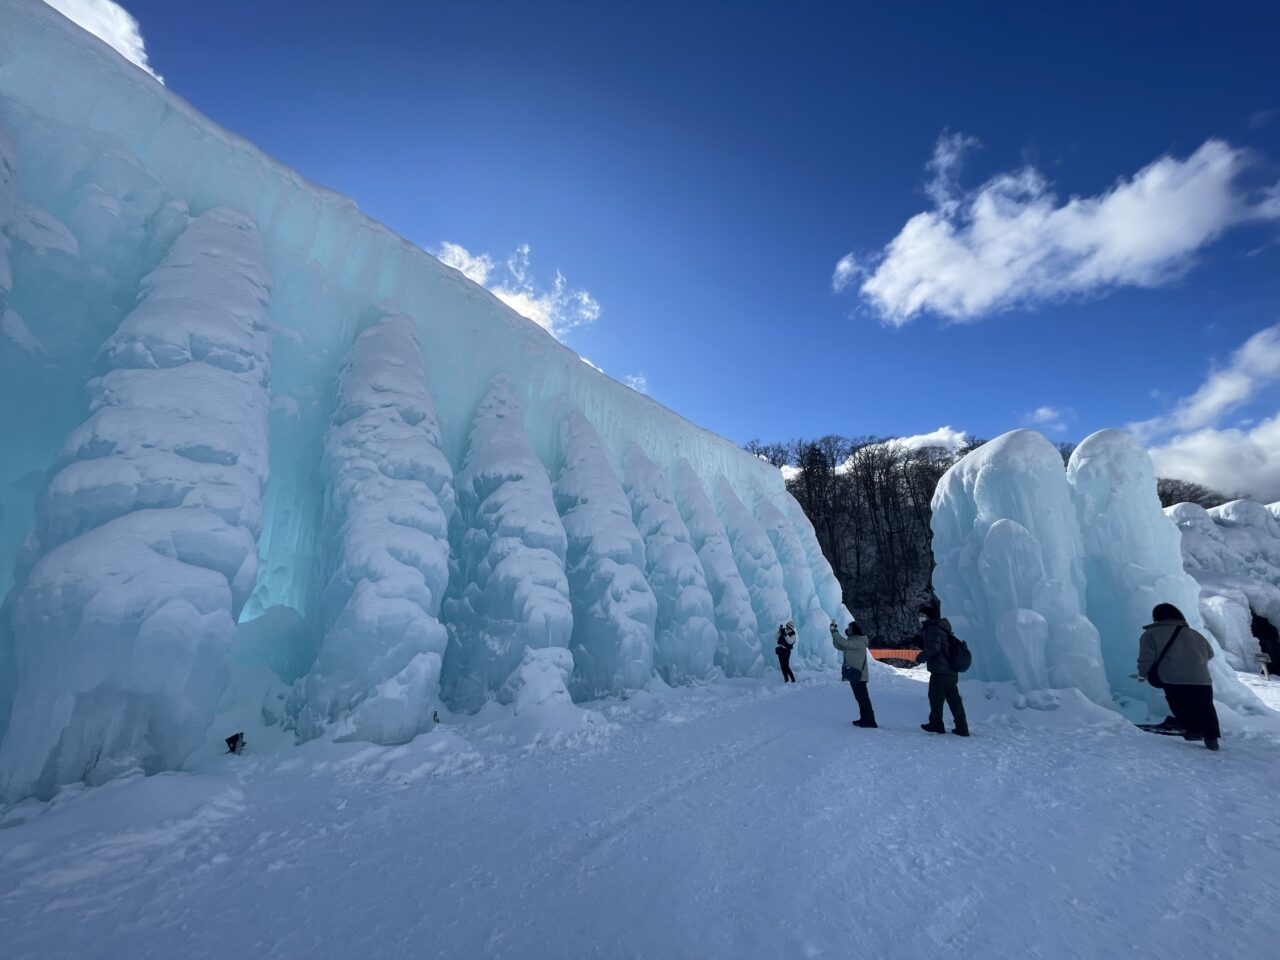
[1151,603,1186,622]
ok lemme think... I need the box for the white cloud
[43,0,162,82]
[889,426,969,453]
[621,373,648,394]
[836,134,1278,325]
[578,355,604,373]
[434,241,600,341]
[1022,405,1073,434]
[924,131,981,214]
[1140,323,1280,501]
[1133,324,1280,437]
[1148,415,1280,503]
[435,241,494,286]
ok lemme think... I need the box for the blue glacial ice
[0,0,847,799]
[933,428,1261,718]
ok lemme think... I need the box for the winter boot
[921,722,946,734]
[1204,738,1220,751]
[854,718,878,729]
[951,728,970,737]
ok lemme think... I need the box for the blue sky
[49,0,1280,497]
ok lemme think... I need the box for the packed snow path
[2,670,1277,960]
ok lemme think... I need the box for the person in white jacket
[830,621,877,728]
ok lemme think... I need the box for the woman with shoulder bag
[830,621,877,728]
[1138,603,1220,751]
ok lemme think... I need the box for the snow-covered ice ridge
[931,428,1266,721]
[0,0,845,801]
[1167,498,1280,674]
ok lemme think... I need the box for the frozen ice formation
[752,484,835,666]
[1168,499,1280,676]
[0,206,272,800]
[1066,430,1255,714]
[932,430,1111,706]
[933,428,1260,717]
[672,459,761,676]
[292,308,455,744]
[622,443,717,684]
[0,0,848,799]
[556,411,657,699]
[714,476,794,657]
[441,377,573,713]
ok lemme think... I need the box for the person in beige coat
[830,621,877,728]
[1138,603,1220,751]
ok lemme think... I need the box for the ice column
[293,308,455,743]
[672,460,761,676]
[555,410,656,698]
[1066,430,1219,712]
[931,430,1110,705]
[753,485,834,665]
[441,375,573,712]
[0,207,271,800]
[621,443,717,684]
[782,493,852,630]
[714,476,792,655]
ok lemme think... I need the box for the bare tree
[1156,477,1229,509]
[761,434,965,646]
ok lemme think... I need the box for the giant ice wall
[0,0,849,799]
[932,428,1259,718]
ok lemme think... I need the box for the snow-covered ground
[3,666,1278,960]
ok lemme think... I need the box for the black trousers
[848,680,875,721]
[928,673,968,730]
[1163,683,1221,739]
[776,648,796,682]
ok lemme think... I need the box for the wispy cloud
[43,0,162,82]
[621,373,648,394]
[435,241,600,341]
[1140,323,1280,501]
[1022,405,1073,434]
[1133,324,1280,437]
[835,133,1279,325]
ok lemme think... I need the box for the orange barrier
[870,648,921,663]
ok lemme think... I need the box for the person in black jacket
[917,600,969,737]
[775,621,797,683]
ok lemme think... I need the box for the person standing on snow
[1138,603,1221,752]
[776,621,797,683]
[917,600,969,737]
[830,620,877,728]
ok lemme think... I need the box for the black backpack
[946,631,972,673]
